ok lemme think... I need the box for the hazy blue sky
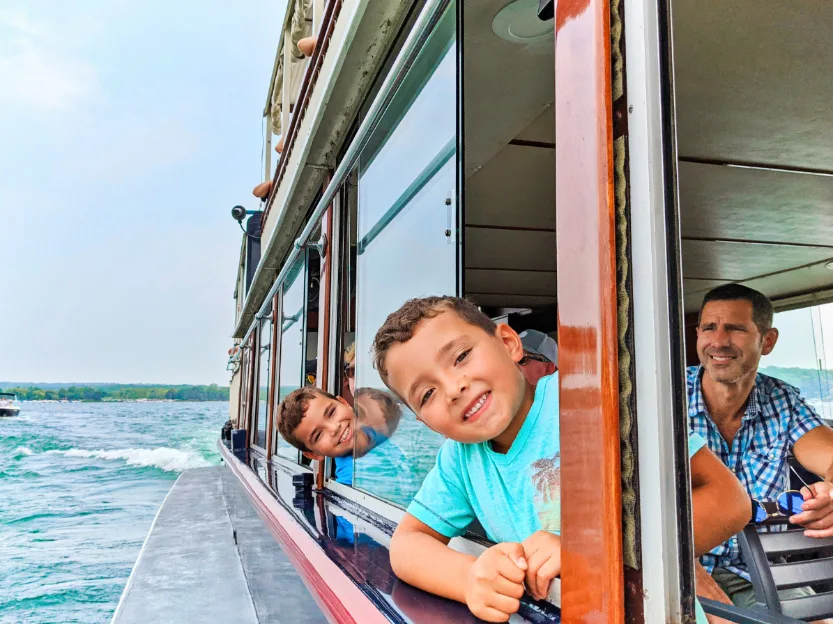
[767,303,833,371]
[1,2,831,387]
[0,1,283,384]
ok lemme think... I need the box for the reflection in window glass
[277,258,306,460]
[255,307,272,449]
[305,246,321,389]
[764,303,833,421]
[352,6,457,507]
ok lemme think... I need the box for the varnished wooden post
[555,0,625,620]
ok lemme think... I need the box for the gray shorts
[711,567,815,609]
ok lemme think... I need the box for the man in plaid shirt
[688,283,833,608]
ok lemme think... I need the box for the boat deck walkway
[112,465,325,624]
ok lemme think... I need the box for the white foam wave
[13,446,34,457]
[50,447,210,472]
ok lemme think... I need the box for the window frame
[271,289,285,459]
[250,304,275,454]
[241,335,256,442]
[326,8,458,508]
[269,220,327,465]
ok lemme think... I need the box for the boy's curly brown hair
[372,296,496,383]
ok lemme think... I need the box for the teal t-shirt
[407,373,562,542]
[408,372,709,544]
[406,372,710,620]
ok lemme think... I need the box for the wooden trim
[316,173,334,489]
[554,0,625,620]
[220,444,391,624]
[263,0,344,225]
[266,293,280,459]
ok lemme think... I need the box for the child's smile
[462,391,491,423]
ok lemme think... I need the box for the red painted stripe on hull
[220,445,391,624]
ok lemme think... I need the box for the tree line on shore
[1,384,230,402]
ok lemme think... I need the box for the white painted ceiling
[462,0,833,314]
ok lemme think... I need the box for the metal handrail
[230,0,453,364]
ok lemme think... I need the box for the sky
[765,302,833,371]
[0,1,284,385]
[1,2,831,388]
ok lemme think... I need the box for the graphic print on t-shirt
[531,451,561,533]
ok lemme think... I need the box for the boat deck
[112,465,326,624]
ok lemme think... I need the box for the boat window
[349,3,457,507]
[275,256,306,462]
[337,178,358,409]
[304,240,321,394]
[240,341,253,434]
[253,303,273,450]
[762,302,833,423]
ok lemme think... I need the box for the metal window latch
[302,233,328,257]
[445,195,453,239]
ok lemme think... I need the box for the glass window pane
[764,303,833,422]
[352,7,457,507]
[240,345,252,431]
[277,258,306,461]
[256,309,272,449]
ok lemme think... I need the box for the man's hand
[520,531,561,601]
[789,481,833,538]
[465,542,527,622]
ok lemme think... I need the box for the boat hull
[0,407,20,417]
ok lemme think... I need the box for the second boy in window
[373,296,750,623]
[276,386,402,486]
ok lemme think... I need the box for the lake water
[0,401,227,624]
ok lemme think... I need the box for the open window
[669,1,833,621]
[272,225,323,463]
[327,2,458,508]
[460,0,556,364]
[251,303,273,451]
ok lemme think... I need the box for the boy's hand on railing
[790,481,833,538]
[521,531,562,601]
[464,542,527,622]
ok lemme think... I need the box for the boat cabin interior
[225,0,833,622]
[674,0,833,362]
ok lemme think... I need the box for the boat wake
[48,447,211,472]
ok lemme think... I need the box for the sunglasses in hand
[750,464,818,524]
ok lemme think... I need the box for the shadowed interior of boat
[463,0,833,319]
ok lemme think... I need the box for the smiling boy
[373,296,562,621]
[373,296,750,623]
[276,386,402,485]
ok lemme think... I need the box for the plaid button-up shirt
[687,365,824,580]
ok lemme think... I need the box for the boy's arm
[391,513,527,622]
[690,446,751,556]
[695,561,735,624]
[390,513,474,603]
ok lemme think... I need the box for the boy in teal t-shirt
[407,371,561,544]
[372,296,749,622]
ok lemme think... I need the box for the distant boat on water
[0,393,21,417]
